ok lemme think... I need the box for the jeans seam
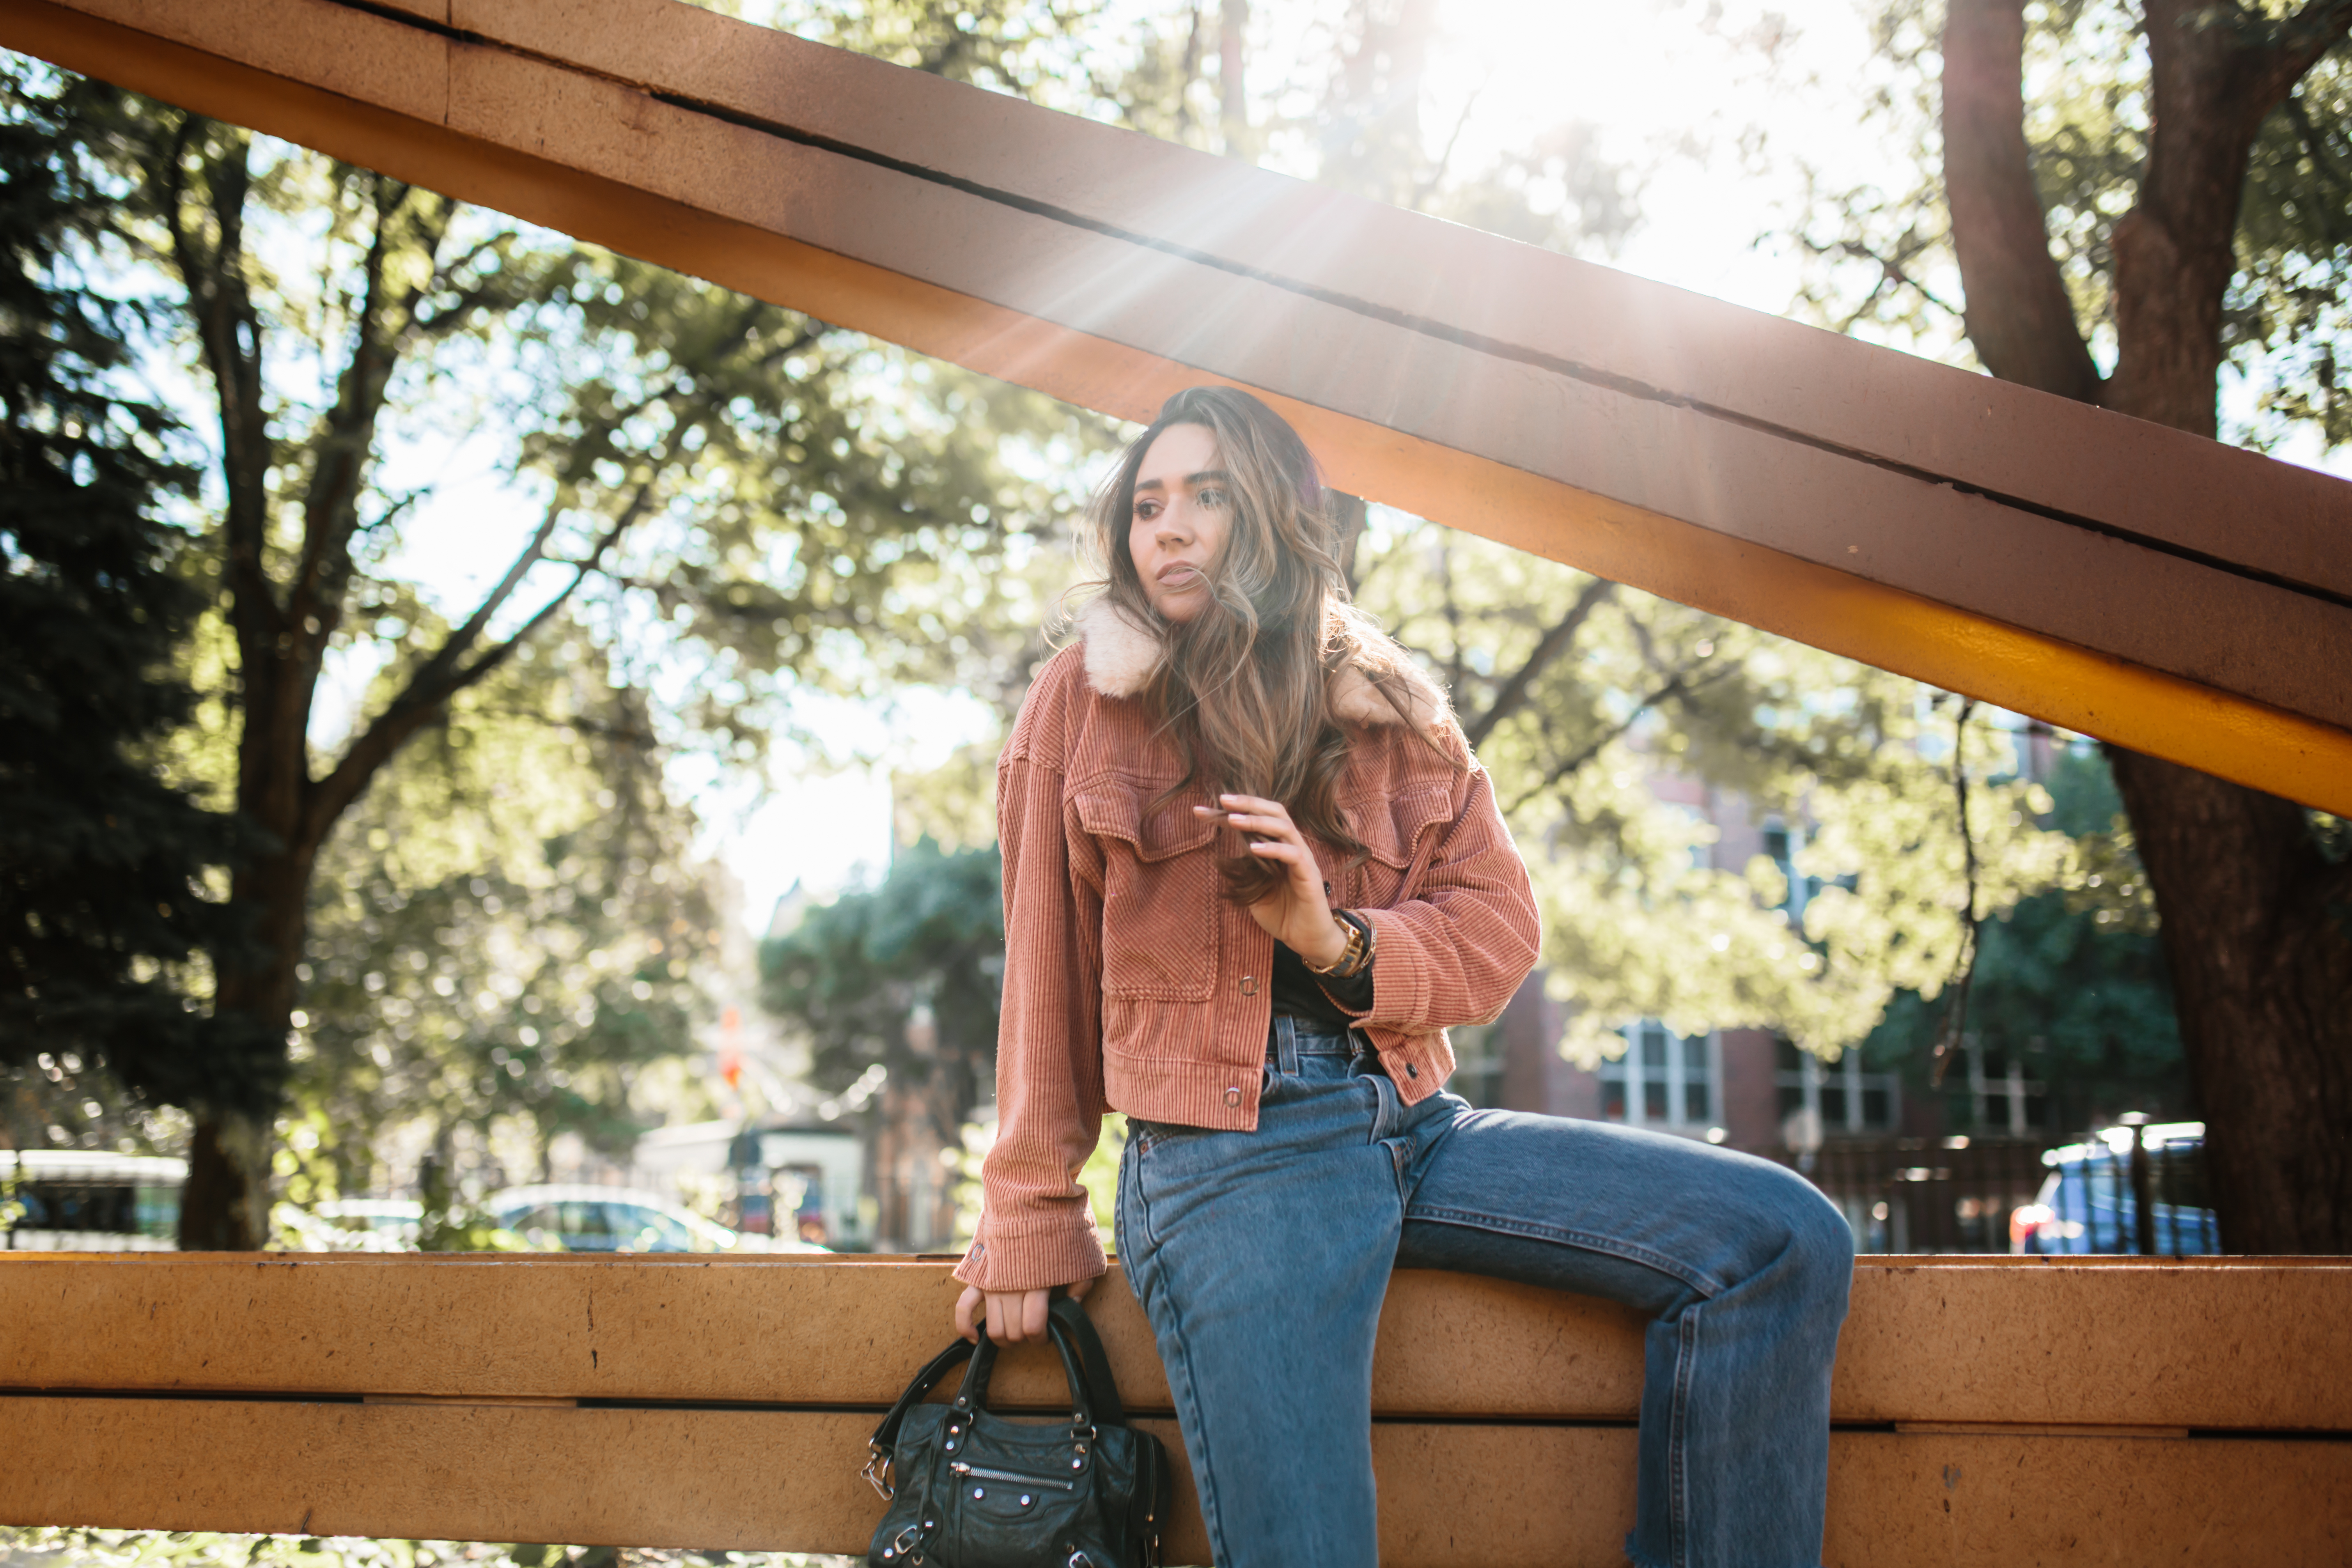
[1670,1303,1699,1568]
[1152,1260,1236,1568]
[1404,1204,1729,1299]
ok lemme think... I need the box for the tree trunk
[2105,752,2352,1250]
[179,1105,273,1250]
[177,774,319,1250]
[1941,0,2352,1251]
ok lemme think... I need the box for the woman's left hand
[1197,793,1350,967]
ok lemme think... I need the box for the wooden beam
[3,0,2350,811]
[7,1396,2350,1565]
[4,1256,2348,1432]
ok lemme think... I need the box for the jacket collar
[1072,597,1450,736]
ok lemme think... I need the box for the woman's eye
[1133,500,1160,521]
[1198,487,1228,509]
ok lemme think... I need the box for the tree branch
[1463,578,1616,750]
[301,468,665,854]
[1941,0,2104,400]
[2268,0,2352,97]
[163,120,278,644]
[291,180,450,634]
[1498,661,1739,820]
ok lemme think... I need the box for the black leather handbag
[862,1297,1171,1568]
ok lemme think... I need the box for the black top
[1270,932,1374,1031]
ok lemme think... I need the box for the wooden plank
[1824,1430,2352,1568]
[1832,1259,2352,1429]
[4,1396,2345,1566]
[2,0,2351,813]
[4,1257,2348,1432]
[450,0,2352,613]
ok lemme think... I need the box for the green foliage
[1862,747,2183,1126]
[0,62,268,1109]
[759,839,1004,1142]
[1353,520,2070,1065]
[287,630,721,1196]
[1789,0,2352,450]
[1,61,1116,1235]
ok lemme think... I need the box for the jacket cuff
[952,1217,1108,1294]
[1351,908,1426,1027]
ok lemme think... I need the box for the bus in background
[1,1151,185,1250]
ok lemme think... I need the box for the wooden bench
[2,1253,2347,1564]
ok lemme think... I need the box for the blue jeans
[1115,1018,1854,1568]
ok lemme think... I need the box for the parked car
[2009,1121,2217,1255]
[486,1184,825,1254]
[274,1198,426,1252]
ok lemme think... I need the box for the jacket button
[1223,1086,1241,1108]
[1406,1063,1419,1079]
[1240,976,1257,996]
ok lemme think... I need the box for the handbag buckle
[862,1443,897,1501]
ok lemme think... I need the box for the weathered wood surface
[3,1255,2349,1564]
[3,1256,2346,1430]
[5,1395,2349,1564]
[3,0,2350,814]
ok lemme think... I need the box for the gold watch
[1304,910,1374,980]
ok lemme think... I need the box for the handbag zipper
[949,1460,1078,1491]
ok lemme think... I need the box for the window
[1762,817,1822,922]
[1949,1039,2045,1135]
[1601,1021,1719,1131]
[1774,1036,1900,1136]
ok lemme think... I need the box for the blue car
[2010,1121,2218,1254]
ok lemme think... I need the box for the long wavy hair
[1079,386,1441,906]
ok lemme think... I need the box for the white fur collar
[1075,597,1163,700]
[1072,597,1449,735]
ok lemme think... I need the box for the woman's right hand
[954,1275,1095,1344]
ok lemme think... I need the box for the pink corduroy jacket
[954,600,1543,1294]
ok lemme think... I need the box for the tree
[1786,0,2351,1248]
[1943,0,2352,1252]
[757,837,1005,1156]
[1350,518,2072,1065]
[0,64,262,1130]
[28,68,1105,1247]
[1863,745,2186,1132]
[280,620,721,1205]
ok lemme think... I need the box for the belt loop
[1271,1015,1301,1075]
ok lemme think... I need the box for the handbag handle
[864,1332,980,1495]
[866,1296,1133,1500]
[950,1297,1129,1432]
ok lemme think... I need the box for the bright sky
[360,0,2339,935]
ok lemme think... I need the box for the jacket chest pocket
[1340,783,1456,909]
[1073,776,1220,1002]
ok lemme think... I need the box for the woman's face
[1127,422,1230,625]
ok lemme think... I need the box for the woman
[952,386,1852,1568]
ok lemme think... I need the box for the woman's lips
[1156,562,1202,588]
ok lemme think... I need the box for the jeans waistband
[1267,1014,1359,1074]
